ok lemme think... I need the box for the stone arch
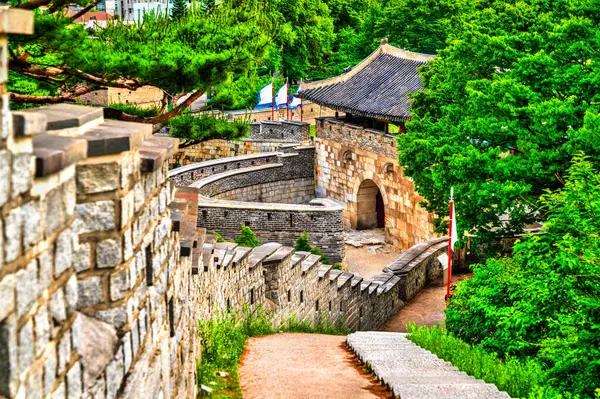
[383,162,395,175]
[355,179,385,229]
[343,150,353,162]
[351,171,388,230]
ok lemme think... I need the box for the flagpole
[286,78,290,120]
[271,75,275,121]
[300,79,303,122]
[445,187,454,302]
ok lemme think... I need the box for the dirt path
[239,333,391,399]
[383,274,472,332]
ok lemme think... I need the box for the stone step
[337,272,354,289]
[248,243,282,269]
[264,246,294,266]
[347,332,511,399]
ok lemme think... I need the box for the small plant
[295,232,331,264]
[107,102,162,118]
[332,263,343,270]
[213,231,226,243]
[235,225,261,247]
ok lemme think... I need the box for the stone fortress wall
[314,117,436,250]
[169,147,346,264]
[1,11,448,399]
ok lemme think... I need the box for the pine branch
[10,86,92,103]
[70,0,104,20]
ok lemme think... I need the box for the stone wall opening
[356,179,385,230]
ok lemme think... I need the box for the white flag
[289,85,302,110]
[256,82,273,108]
[275,82,288,109]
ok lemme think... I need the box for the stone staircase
[347,332,511,399]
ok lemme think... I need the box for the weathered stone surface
[65,275,78,315]
[12,111,47,137]
[57,330,71,375]
[27,104,102,131]
[22,200,41,252]
[44,187,64,237]
[37,251,53,293]
[17,320,34,372]
[16,260,38,318]
[0,150,10,207]
[5,207,23,263]
[77,312,118,388]
[25,366,42,399]
[0,315,18,397]
[77,277,103,308]
[54,229,73,278]
[75,201,116,233]
[109,269,128,301]
[50,288,67,325]
[11,153,32,198]
[66,361,83,399]
[34,304,50,357]
[77,162,120,194]
[96,239,122,268]
[43,347,57,395]
[95,306,127,329]
[0,274,15,321]
[105,349,124,399]
[73,242,90,272]
[52,380,66,399]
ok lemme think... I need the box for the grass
[310,124,316,137]
[197,306,347,398]
[406,323,558,399]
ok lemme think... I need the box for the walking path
[384,274,472,332]
[239,333,391,399]
[347,332,510,399]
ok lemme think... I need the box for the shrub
[295,231,332,264]
[108,102,162,118]
[213,231,226,243]
[445,155,600,397]
[235,225,261,247]
[407,324,543,398]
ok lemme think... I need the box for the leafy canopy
[397,0,600,245]
[446,155,600,397]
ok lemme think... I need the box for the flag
[288,85,302,110]
[256,82,273,108]
[275,82,288,109]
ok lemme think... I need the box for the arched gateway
[356,179,385,230]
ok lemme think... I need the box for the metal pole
[271,76,275,121]
[445,187,454,302]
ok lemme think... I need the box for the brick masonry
[314,117,436,250]
[169,148,346,264]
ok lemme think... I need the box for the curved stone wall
[168,146,346,263]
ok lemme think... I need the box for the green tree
[171,0,188,20]
[375,0,472,54]
[8,0,274,128]
[294,231,313,252]
[397,0,600,246]
[235,226,261,248]
[446,154,600,397]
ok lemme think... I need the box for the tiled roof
[298,44,434,122]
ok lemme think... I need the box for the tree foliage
[8,0,274,125]
[397,0,600,245]
[171,0,188,20]
[446,155,600,397]
[235,226,262,248]
[295,231,331,265]
[168,114,251,146]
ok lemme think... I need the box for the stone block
[110,269,129,301]
[44,188,64,237]
[73,242,91,273]
[33,134,88,178]
[18,319,34,373]
[97,239,122,268]
[0,274,15,321]
[76,312,117,387]
[63,178,76,218]
[43,347,57,396]
[34,304,50,357]
[95,306,127,329]
[75,201,116,234]
[54,229,73,278]
[38,251,53,293]
[22,200,41,252]
[105,349,124,399]
[5,207,23,263]
[12,111,47,137]
[76,162,120,194]
[25,366,42,399]
[16,260,38,318]
[51,288,67,325]
[77,276,103,309]
[0,150,9,208]
[65,275,78,315]
[66,361,82,399]
[57,330,71,375]
[11,152,33,198]
[52,381,65,399]
[28,104,102,131]
[0,314,18,397]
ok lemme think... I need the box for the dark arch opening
[356,179,385,229]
